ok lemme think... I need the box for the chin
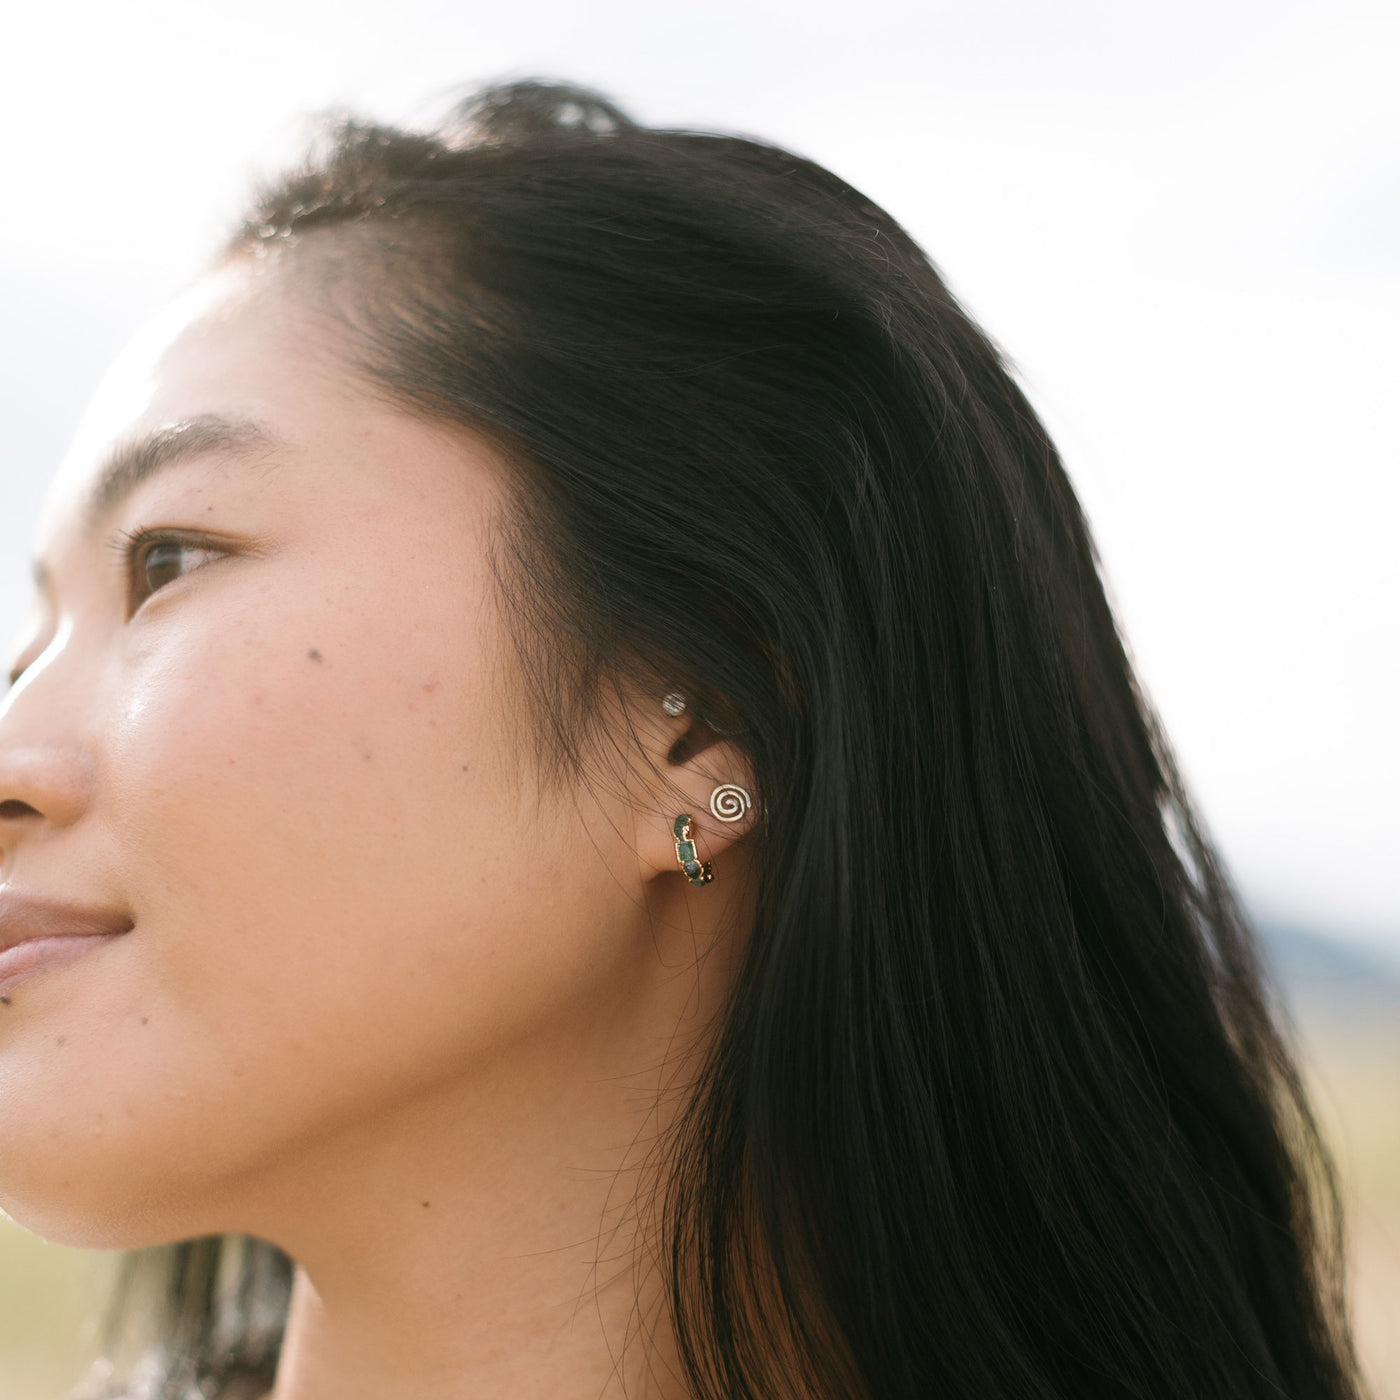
[0,1140,220,1253]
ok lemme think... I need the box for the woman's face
[0,256,736,1249]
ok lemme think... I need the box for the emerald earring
[672,813,713,886]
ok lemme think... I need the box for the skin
[0,253,759,1400]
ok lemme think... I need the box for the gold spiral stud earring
[708,784,752,823]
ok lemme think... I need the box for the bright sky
[1,0,1396,962]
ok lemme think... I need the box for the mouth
[0,891,134,997]
[0,934,126,996]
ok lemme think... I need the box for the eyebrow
[82,414,283,531]
[27,416,282,598]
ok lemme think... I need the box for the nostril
[0,800,41,820]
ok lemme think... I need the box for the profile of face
[0,253,756,1256]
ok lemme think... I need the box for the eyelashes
[110,527,229,615]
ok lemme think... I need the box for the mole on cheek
[307,649,323,662]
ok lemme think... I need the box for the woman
[0,80,1364,1400]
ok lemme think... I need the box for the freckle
[140,1016,149,1026]
[422,678,439,693]
[308,649,323,662]
[0,994,10,1007]
[55,1035,66,1046]
[362,750,374,762]
[460,764,470,773]
[421,1201,431,1209]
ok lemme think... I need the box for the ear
[623,691,760,887]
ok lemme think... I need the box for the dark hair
[96,80,1363,1400]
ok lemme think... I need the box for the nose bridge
[0,618,97,836]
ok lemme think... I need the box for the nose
[0,746,92,830]
[0,647,95,861]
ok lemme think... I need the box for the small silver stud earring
[661,691,688,717]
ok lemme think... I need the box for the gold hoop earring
[672,813,713,886]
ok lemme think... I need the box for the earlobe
[670,782,757,886]
[659,760,759,887]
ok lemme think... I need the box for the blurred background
[0,0,1395,1394]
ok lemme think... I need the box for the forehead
[32,252,513,606]
[38,259,352,547]
[55,263,288,471]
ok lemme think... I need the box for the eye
[118,530,227,613]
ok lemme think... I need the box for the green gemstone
[683,860,701,877]
[676,839,696,862]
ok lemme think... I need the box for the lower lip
[0,934,121,995]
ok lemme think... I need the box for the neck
[248,867,753,1400]
[256,1040,695,1400]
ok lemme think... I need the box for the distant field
[0,1216,113,1399]
[1,975,1396,1398]
[1295,1009,1400,1400]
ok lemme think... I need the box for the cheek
[0,564,615,1244]
[117,571,579,1053]
[113,582,501,917]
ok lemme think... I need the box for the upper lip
[0,890,134,955]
